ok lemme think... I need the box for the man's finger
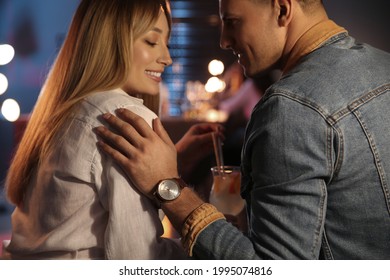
[116,108,155,139]
[95,126,137,157]
[101,112,144,147]
[153,118,175,147]
[97,140,134,168]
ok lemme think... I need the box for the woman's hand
[95,108,179,197]
[176,123,224,179]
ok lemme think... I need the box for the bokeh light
[208,59,224,76]
[205,77,225,93]
[0,44,15,65]
[1,99,21,122]
[0,73,8,95]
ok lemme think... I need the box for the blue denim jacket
[193,33,390,259]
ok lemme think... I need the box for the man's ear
[276,0,293,27]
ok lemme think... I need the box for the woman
[3,0,219,259]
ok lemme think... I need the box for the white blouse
[5,89,186,259]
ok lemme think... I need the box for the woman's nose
[159,45,172,66]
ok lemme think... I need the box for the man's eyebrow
[221,13,237,21]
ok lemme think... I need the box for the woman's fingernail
[116,108,124,114]
[103,113,111,120]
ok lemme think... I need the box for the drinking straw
[212,132,224,174]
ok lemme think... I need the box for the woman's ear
[276,0,293,27]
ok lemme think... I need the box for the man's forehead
[219,0,254,11]
[219,0,239,12]
[219,0,251,17]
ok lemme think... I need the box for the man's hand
[96,108,179,198]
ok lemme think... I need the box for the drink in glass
[209,166,245,216]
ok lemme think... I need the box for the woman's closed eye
[145,40,157,47]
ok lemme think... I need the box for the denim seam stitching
[311,180,327,258]
[319,32,349,48]
[329,84,390,123]
[263,92,344,179]
[326,126,337,183]
[352,110,390,215]
[329,125,344,182]
[321,229,334,259]
[263,91,329,121]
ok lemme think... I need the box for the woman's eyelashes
[145,39,170,51]
[145,40,157,47]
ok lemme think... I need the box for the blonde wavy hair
[6,0,172,205]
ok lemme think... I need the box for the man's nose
[219,28,232,50]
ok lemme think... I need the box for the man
[96,0,390,259]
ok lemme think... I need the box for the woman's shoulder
[83,88,143,112]
[74,88,157,127]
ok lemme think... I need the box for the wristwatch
[154,178,185,206]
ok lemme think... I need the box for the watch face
[157,180,181,201]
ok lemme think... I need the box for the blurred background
[0,0,389,217]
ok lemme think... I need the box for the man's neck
[282,7,329,68]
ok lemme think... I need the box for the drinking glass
[209,166,245,216]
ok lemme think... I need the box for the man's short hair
[250,0,323,9]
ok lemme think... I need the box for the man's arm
[96,109,199,224]
[95,109,263,259]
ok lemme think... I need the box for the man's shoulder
[267,41,390,114]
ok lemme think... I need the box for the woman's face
[122,12,172,96]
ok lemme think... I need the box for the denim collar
[283,20,348,74]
